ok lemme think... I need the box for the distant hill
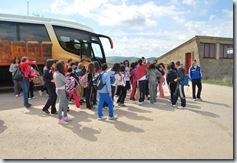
[106,56,157,63]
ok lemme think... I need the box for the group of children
[10,55,203,125]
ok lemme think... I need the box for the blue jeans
[98,93,114,118]
[21,77,30,106]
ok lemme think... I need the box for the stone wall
[157,36,233,82]
[197,36,233,82]
[157,38,199,68]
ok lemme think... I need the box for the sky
[0,0,234,58]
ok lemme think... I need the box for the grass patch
[202,79,233,87]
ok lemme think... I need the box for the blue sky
[0,0,233,58]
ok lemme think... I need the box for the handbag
[33,65,44,86]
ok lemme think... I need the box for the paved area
[0,83,233,159]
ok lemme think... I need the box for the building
[157,35,233,82]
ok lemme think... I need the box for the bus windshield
[53,25,108,63]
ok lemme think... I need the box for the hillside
[106,56,157,63]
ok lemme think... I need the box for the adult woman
[9,56,21,97]
[19,56,36,108]
[85,62,95,109]
[42,59,57,114]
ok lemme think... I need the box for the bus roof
[0,13,94,33]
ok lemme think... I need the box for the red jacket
[20,61,34,78]
[137,63,148,80]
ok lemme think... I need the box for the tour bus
[0,13,113,87]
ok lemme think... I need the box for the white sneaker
[193,98,197,101]
[178,106,184,109]
[28,98,31,100]
[15,95,19,97]
[98,116,107,121]
[171,104,176,108]
[109,115,118,120]
[137,102,143,105]
[38,91,43,96]
[58,119,68,125]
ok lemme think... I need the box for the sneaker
[119,103,126,107]
[137,102,143,105]
[58,119,68,125]
[98,116,107,121]
[15,95,19,97]
[109,115,118,120]
[38,91,43,96]
[178,106,184,109]
[193,98,197,101]
[19,93,22,96]
[62,116,72,122]
[28,98,31,100]
[197,98,202,101]
[25,104,32,108]
[171,104,176,108]
[42,109,50,114]
[31,96,36,99]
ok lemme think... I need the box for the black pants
[192,79,202,99]
[117,86,127,104]
[172,83,186,107]
[139,80,147,102]
[92,87,97,105]
[28,81,34,98]
[43,83,57,113]
[169,82,177,104]
[41,84,48,93]
[86,85,93,109]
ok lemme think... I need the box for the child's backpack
[79,73,88,88]
[110,73,116,85]
[93,73,106,90]
[181,74,189,86]
[12,67,24,82]
[66,76,76,93]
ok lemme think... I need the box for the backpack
[110,73,116,85]
[66,76,76,93]
[12,67,23,82]
[79,73,88,88]
[92,73,106,90]
[181,74,189,86]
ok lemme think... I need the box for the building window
[200,43,216,58]
[219,44,233,59]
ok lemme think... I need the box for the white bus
[0,13,113,87]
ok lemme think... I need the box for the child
[28,66,37,99]
[115,65,126,107]
[54,61,72,125]
[146,64,161,104]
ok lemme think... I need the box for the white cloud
[49,0,183,30]
[182,0,197,5]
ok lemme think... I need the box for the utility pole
[27,2,29,16]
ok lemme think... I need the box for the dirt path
[0,83,233,159]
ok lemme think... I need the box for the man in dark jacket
[172,61,186,109]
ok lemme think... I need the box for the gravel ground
[0,83,233,159]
